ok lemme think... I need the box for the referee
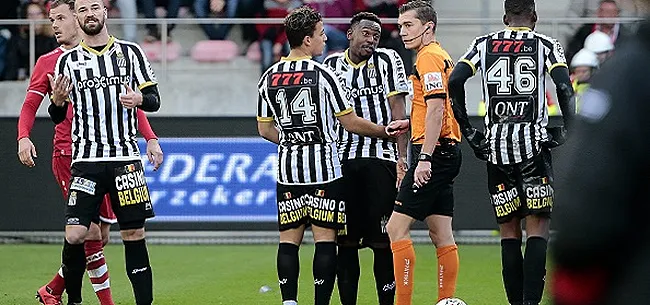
[49,0,160,304]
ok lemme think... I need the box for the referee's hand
[413,161,431,188]
[120,85,142,109]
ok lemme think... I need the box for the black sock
[523,236,548,305]
[124,239,153,305]
[337,246,360,305]
[501,238,524,305]
[277,243,300,302]
[313,241,337,305]
[372,247,395,305]
[62,239,85,303]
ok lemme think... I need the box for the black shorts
[338,158,397,247]
[395,141,462,221]
[276,178,346,232]
[488,148,554,224]
[66,160,155,230]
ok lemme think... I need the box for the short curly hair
[285,6,322,49]
[350,12,382,27]
[504,0,536,16]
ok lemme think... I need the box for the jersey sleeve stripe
[459,59,477,74]
[28,90,45,97]
[548,62,568,72]
[138,81,157,90]
[379,52,396,92]
[256,116,274,122]
[335,107,354,117]
[386,90,408,98]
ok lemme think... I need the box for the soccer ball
[435,298,467,305]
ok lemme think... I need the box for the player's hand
[386,119,409,137]
[17,137,37,167]
[119,85,143,109]
[463,127,490,161]
[146,138,164,171]
[396,157,408,188]
[413,161,431,188]
[47,74,72,107]
[543,126,567,148]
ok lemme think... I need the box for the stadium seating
[140,41,182,62]
[191,40,239,62]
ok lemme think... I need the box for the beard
[79,17,104,36]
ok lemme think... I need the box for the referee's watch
[418,153,432,162]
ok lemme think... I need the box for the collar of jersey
[344,49,367,68]
[281,55,311,62]
[80,36,116,56]
[506,26,532,31]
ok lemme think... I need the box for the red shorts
[52,155,117,224]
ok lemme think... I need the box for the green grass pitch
[0,244,551,304]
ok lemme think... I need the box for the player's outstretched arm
[337,111,404,139]
[257,121,279,144]
[449,62,489,161]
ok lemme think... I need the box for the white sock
[282,301,297,305]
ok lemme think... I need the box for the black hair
[285,6,322,49]
[350,12,382,27]
[504,0,536,17]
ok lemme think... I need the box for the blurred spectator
[583,30,615,64]
[140,0,182,42]
[305,0,354,62]
[0,0,20,80]
[256,0,301,73]
[3,2,57,81]
[566,0,631,63]
[567,0,642,19]
[358,0,413,75]
[569,48,599,112]
[194,0,262,44]
[113,0,138,41]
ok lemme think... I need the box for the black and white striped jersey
[324,48,409,162]
[55,36,157,164]
[459,27,568,165]
[256,57,353,185]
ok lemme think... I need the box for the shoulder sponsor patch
[70,177,97,195]
[423,72,443,91]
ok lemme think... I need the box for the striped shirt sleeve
[320,66,353,116]
[256,75,274,122]
[129,43,158,90]
[545,38,568,72]
[459,37,482,75]
[386,49,409,97]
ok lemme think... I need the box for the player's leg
[362,159,399,305]
[337,160,362,305]
[309,178,346,305]
[37,156,73,304]
[62,162,108,304]
[83,195,117,305]
[276,182,309,305]
[109,161,155,305]
[489,161,525,305]
[520,149,554,305]
[311,225,338,305]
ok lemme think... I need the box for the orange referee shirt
[409,41,461,144]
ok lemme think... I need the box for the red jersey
[17,46,158,157]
